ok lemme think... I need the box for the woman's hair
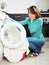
[28,6,41,19]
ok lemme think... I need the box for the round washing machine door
[0,22,26,48]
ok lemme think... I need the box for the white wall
[0,0,49,13]
[36,0,49,11]
[0,0,36,13]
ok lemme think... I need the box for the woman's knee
[40,41,45,47]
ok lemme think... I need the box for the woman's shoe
[30,52,39,58]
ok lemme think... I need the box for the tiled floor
[0,39,49,65]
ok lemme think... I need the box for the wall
[0,0,36,13]
[36,0,49,11]
[0,0,49,13]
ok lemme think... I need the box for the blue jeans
[27,37,45,54]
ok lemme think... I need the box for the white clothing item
[0,41,3,63]
[4,39,29,62]
[0,11,10,63]
[0,22,29,62]
[0,11,9,21]
[0,11,5,20]
[0,11,10,29]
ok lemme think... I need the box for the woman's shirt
[19,18,45,42]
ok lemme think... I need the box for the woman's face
[28,10,36,20]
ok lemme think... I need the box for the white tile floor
[0,39,49,65]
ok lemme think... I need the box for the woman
[19,6,45,57]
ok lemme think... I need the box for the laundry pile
[0,11,9,63]
[0,11,29,63]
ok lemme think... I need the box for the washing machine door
[0,22,26,48]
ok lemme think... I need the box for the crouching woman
[19,6,45,57]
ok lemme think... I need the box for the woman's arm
[19,18,28,25]
[10,17,28,25]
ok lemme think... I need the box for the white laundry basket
[0,22,29,62]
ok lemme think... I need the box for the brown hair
[28,6,41,19]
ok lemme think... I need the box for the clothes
[27,37,44,54]
[0,17,29,62]
[19,17,45,53]
[4,39,29,62]
[19,17,45,42]
[0,41,3,63]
